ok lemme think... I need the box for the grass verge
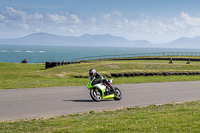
[1,58,200,132]
[0,100,200,132]
[1,58,200,89]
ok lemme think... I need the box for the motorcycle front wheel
[113,87,122,100]
[90,88,102,102]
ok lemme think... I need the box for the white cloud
[90,18,96,23]
[3,7,27,21]
[29,13,43,21]
[19,23,29,30]
[1,7,200,43]
[46,13,67,24]
[100,11,122,20]
[101,13,111,20]
[112,11,122,17]
[180,12,200,27]
[0,14,5,20]
[70,14,80,24]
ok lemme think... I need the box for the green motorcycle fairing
[87,77,114,99]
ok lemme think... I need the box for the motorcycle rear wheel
[90,88,102,102]
[113,87,122,100]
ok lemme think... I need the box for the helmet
[89,69,96,77]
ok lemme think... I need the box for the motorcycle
[87,77,122,102]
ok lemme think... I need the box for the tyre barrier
[73,71,200,78]
[113,57,200,61]
[111,73,118,78]
[104,74,112,78]
[118,73,124,78]
[45,61,81,69]
[46,57,200,69]
[124,73,130,77]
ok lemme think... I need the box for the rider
[89,69,115,93]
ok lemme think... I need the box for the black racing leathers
[91,72,115,93]
[91,72,103,85]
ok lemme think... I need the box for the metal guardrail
[71,52,200,62]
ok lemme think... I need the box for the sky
[1,0,200,43]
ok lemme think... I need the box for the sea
[1,45,200,63]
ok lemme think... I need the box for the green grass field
[1,58,200,89]
[1,101,200,132]
[1,58,200,132]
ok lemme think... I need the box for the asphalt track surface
[1,81,200,121]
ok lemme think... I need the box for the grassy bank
[1,59,200,132]
[1,100,200,132]
[1,58,200,89]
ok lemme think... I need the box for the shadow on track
[63,100,94,102]
[63,99,114,102]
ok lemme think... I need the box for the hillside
[1,33,200,49]
[0,32,151,47]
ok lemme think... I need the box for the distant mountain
[157,36,200,49]
[0,32,152,47]
[2,32,200,48]
[0,33,78,46]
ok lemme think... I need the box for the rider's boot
[110,85,116,94]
